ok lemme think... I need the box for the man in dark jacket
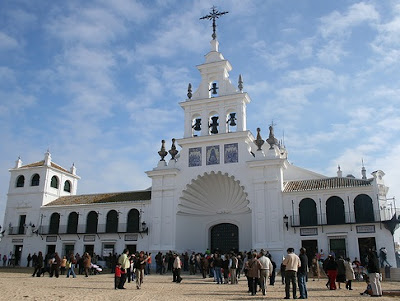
[298,248,308,299]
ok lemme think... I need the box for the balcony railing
[290,209,399,227]
[8,226,26,235]
[35,223,142,235]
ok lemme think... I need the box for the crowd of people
[0,245,392,297]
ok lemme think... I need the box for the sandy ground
[0,268,398,301]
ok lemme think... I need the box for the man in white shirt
[282,247,301,299]
[173,253,182,283]
[258,249,273,296]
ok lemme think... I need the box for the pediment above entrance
[178,171,250,216]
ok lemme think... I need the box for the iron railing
[290,209,399,227]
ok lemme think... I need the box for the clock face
[378,175,382,180]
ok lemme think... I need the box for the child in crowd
[115,263,122,289]
[360,274,372,296]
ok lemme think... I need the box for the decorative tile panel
[224,143,238,164]
[206,145,220,165]
[189,147,202,167]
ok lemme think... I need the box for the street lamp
[283,215,289,231]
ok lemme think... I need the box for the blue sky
[1,0,400,240]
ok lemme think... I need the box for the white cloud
[319,2,379,39]
[0,32,18,50]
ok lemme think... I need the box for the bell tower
[180,7,251,138]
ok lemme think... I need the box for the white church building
[1,19,399,267]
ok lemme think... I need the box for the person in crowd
[325,255,338,290]
[379,247,391,267]
[360,274,373,296]
[282,248,301,299]
[280,260,286,285]
[114,263,122,289]
[367,249,382,297]
[172,253,182,283]
[27,253,32,267]
[222,254,230,284]
[2,254,7,266]
[145,252,152,275]
[83,252,91,278]
[297,248,308,299]
[229,252,238,284]
[269,255,276,286]
[117,249,130,289]
[237,254,243,280]
[344,257,355,290]
[201,254,209,279]
[336,256,346,289]
[49,252,61,278]
[318,249,325,263]
[168,251,174,272]
[155,251,163,275]
[60,255,67,275]
[31,253,38,269]
[162,253,168,274]
[135,251,148,289]
[183,252,189,272]
[77,253,84,275]
[189,252,196,275]
[32,251,43,277]
[7,252,12,266]
[66,252,77,278]
[246,252,262,296]
[311,255,320,281]
[213,253,223,284]
[258,249,273,295]
[208,254,215,279]
[111,253,117,273]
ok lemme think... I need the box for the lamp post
[283,215,289,231]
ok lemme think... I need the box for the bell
[192,118,201,131]
[209,116,219,134]
[210,82,218,95]
[228,113,236,126]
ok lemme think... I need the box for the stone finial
[158,140,168,161]
[361,159,367,180]
[266,124,278,149]
[15,156,22,168]
[254,128,264,151]
[337,165,342,178]
[70,163,76,175]
[168,138,179,160]
[187,83,192,99]
[238,74,243,92]
[44,149,52,166]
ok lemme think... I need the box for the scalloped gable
[178,171,250,216]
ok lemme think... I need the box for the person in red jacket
[115,263,122,289]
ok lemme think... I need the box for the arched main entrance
[210,223,238,253]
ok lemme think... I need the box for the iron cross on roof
[200,6,228,40]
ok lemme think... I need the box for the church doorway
[210,223,238,253]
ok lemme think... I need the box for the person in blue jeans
[66,253,77,278]
[213,253,223,284]
[297,248,308,299]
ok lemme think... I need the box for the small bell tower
[181,7,251,138]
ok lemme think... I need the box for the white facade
[0,36,398,268]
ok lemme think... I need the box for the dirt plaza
[0,268,399,301]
